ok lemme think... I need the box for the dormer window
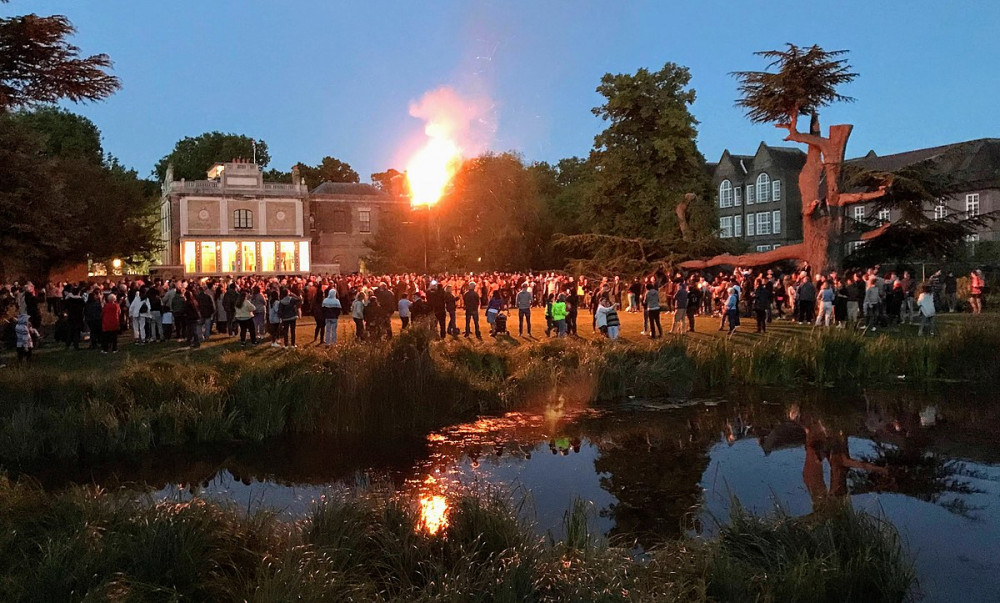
[234,209,253,229]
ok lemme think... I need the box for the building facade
[154,161,409,277]
[711,138,1000,254]
[712,143,806,252]
[309,181,407,274]
[156,161,311,278]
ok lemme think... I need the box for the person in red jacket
[101,293,121,353]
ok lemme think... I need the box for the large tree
[587,62,713,241]
[294,156,359,190]
[0,110,158,279]
[0,10,120,112]
[154,132,270,181]
[681,44,985,272]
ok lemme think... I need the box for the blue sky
[6,0,998,180]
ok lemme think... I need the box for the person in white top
[916,284,936,336]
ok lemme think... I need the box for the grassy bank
[1,318,999,465]
[0,476,914,602]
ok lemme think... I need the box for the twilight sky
[6,0,998,181]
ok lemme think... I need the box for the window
[756,173,771,203]
[853,206,865,221]
[734,215,743,237]
[966,193,980,218]
[877,208,890,223]
[221,241,237,272]
[756,244,772,252]
[772,210,781,234]
[719,180,733,208]
[200,242,217,273]
[772,179,781,201]
[747,213,755,236]
[233,209,253,229]
[333,209,348,233]
[183,241,196,274]
[719,216,733,238]
[279,241,297,272]
[299,242,310,272]
[241,242,257,272]
[261,242,275,272]
[359,210,371,233]
[734,187,742,206]
[746,184,755,205]
[966,233,980,244]
[756,211,771,235]
[934,204,948,220]
[846,241,865,254]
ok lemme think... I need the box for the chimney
[291,164,301,186]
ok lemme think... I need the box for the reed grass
[0,476,915,602]
[1,319,998,465]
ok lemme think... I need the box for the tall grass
[2,320,999,464]
[0,476,915,602]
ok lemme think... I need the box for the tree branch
[835,176,892,206]
[679,243,805,270]
[859,223,890,241]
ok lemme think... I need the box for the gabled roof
[311,181,387,197]
[849,138,1000,191]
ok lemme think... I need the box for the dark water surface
[27,389,1000,602]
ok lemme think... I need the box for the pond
[25,388,1000,603]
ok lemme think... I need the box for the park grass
[1,314,999,465]
[0,475,915,602]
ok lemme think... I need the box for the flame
[403,87,492,208]
[406,136,461,208]
[418,494,449,535]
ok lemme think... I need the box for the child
[15,314,39,363]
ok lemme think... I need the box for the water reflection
[16,388,1000,602]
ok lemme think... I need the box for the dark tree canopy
[295,156,360,190]
[0,13,120,112]
[371,168,404,194]
[155,132,270,181]
[587,62,712,241]
[734,44,857,124]
[11,105,102,163]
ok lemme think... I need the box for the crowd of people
[0,265,987,365]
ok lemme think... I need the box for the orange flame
[418,494,449,535]
[406,136,461,208]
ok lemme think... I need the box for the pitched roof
[311,181,387,197]
[849,138,1000,191]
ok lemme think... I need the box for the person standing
[375,282,397,339]
[444,285,458,337]
[969,269,985,314]
[14,314,39,363]
[686,276,701,333]
[234,291,258,345]
[463,283,482,339]
[222,283,239,336]
[321,288,342,346]
[351,291,367,341]
[278,288,301,348]
[916,285,936,336]
[645,283,662,339]
[753,279,771,333]
[84,287,103,349]
[196,285,215,343]
[551,294,568,338]
[815,281,835,327]
[101,293,121,353]
[428,281,446,339]
[62,286,85,350]
[398,293,412,330]
[670,281,688,335]
[725,287,740,336]
[515,282,533,337]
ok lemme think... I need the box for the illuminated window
[200,242,217,273]
[261,242,275,272]
[221,241,237,272]
[359,210,371,233]
[183,241,196,273]
[299,242,310,272]
[279,241,296,272]
[719,180,733,208]
[877,208,890,223]
[853,206,865,221]
[242,242,257,272]
[934,204,947,220]
[234,209,253,229]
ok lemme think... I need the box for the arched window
[756,173,771,203]
[719,180,733,208]
[234,208,253,229]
